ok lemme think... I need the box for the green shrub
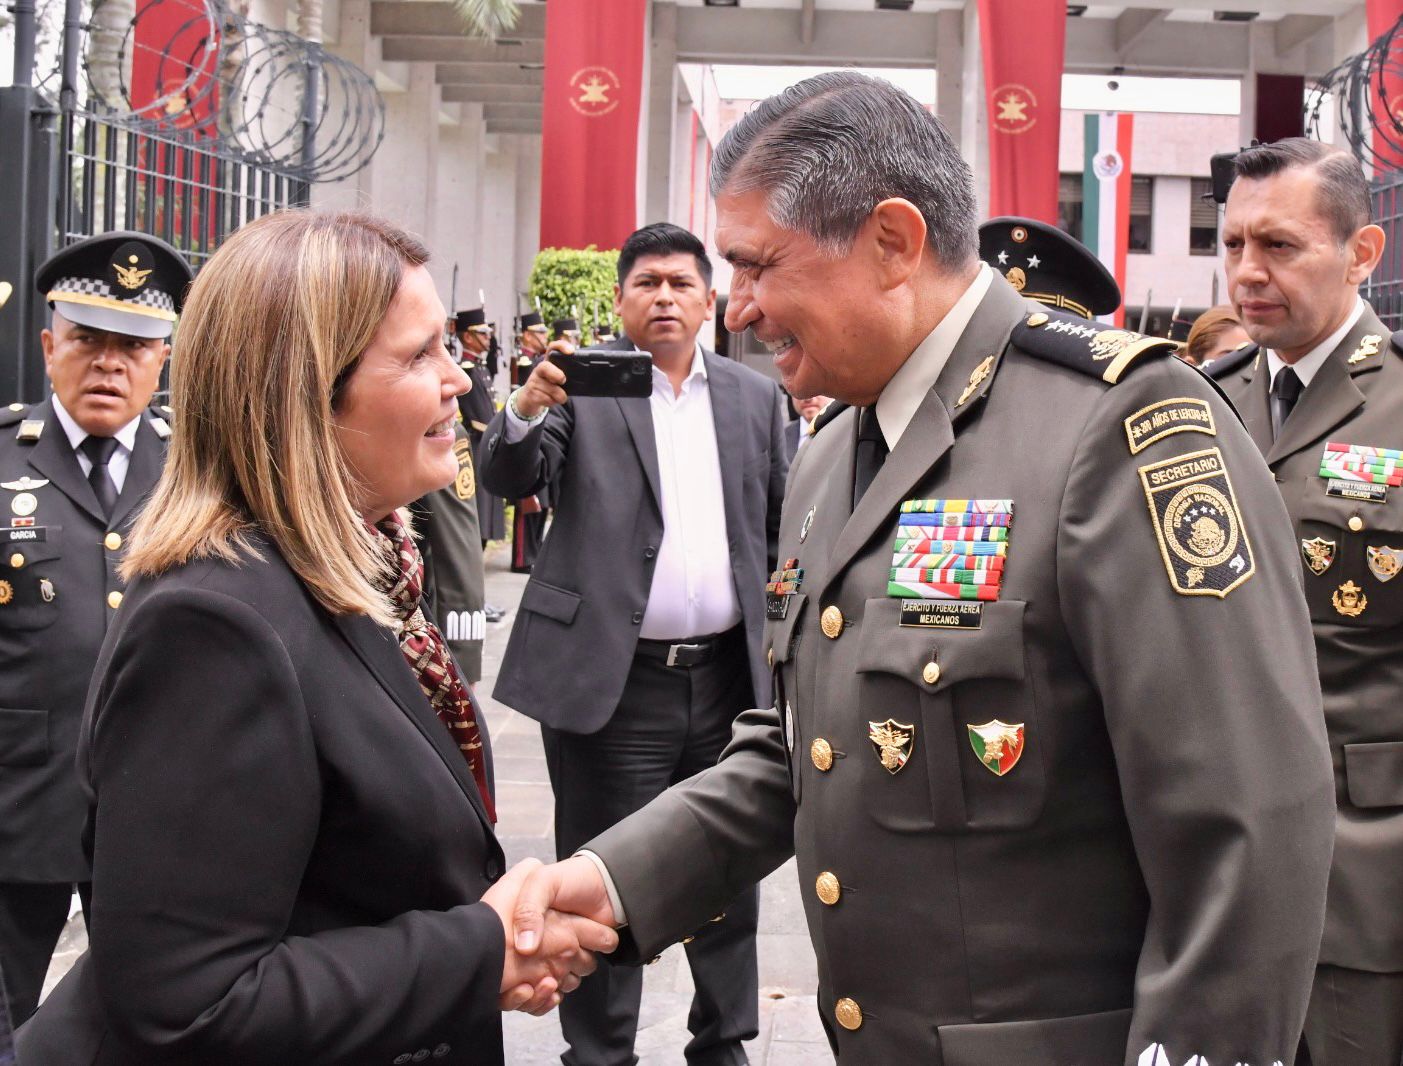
[526,246,621,338]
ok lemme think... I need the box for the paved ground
[44,542,831,1065]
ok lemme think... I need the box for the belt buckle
[666,642,700,667]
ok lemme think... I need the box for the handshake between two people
[481,855,616,1016]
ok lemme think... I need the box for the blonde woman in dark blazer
[16,211,615,1066]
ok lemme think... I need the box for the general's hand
[512,855,618,956]
[483,859,619,1014]
[513,357,568,419]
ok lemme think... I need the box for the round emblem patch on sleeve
[1138,447,1255,597]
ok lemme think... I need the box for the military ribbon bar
[887,580,1001,601]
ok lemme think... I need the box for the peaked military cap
[552,317,580,338]
[980,217,1120,320]
[520,311,545,330]
[36,230,194,340]
[455,307,488,331]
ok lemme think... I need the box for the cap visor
[53,299,173,340]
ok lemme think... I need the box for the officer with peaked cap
[979,216,1121,321]
[0,231,191,1023]
[551,317,582,347]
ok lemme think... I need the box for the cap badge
[1005,266,1026,292]
[868,718,914,775]
[108,241,155,295]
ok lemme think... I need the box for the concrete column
[642,1,679,227]
[959,1,990,217]
[669,90,695,228]
[368,62,440,242]
[936,7,963,149]
[435,103,486,308]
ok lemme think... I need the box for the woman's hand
[483,858,619,1015]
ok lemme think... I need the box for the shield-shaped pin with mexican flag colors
[967,720,1026,777]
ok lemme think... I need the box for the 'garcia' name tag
[3,526,45,542]
[1326,478,1387,504]
[899,600,983,629]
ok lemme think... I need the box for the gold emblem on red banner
[569,66,622,118]
[990,83,1037,135]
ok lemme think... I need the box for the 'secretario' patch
[1138,447,1254,597]
[1123,397,1216,455]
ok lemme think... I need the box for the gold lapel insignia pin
[1348,335,1382,365]
[957,355,996,407]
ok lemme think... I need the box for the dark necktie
[80,435,120,518]
[853,407,889,510]
[1271,366,1303,440]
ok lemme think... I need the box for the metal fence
[59,109,308,271]
[1366,173,1403,331]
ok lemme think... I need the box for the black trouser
[0,881,89,1025]
[1296,964,1403,1066]
[541,629,759,1066]
[511,507,546,573]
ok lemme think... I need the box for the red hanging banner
[1368,0,1403,171]
[540,0,648,250]
[977,0,1066,223]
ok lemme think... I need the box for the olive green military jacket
[1210,304,1403,976]
[589,275,1334,1066]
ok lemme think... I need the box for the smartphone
[548,349,652,398]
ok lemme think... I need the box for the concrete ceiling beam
[435,64,543,87]
[675,6,940,66]
[1274,14,1333,56]
[483,102,542,121]
[380,36,545,64]
[440,84,541,104]
[1114,8,1167,54]
[486,119,542,135]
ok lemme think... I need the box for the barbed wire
[37,0,384,181]
[1306,12,1403,171]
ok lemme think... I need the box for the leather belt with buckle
[636,631,730,668]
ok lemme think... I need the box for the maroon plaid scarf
[372,512,496,822]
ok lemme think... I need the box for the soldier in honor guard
[979,215,1121,321]
[551,317,582,348]
[1207,138,1403,1066]
[0,231,192,1023]
[510,73,1336,1066]
[515,310,549,387]
[455,308,507,551]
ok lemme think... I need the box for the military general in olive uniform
[1208,138,1403,1066]
[0,232,191,1024]
[510,73,1336,1066]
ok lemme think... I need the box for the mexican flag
[1082,112,1134,327]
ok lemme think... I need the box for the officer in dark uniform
[551,317,582,347]
[509,312,553,573]
[979,215,1121,321]
[454,308,506,550]
[1208,137,1403,1066]
[517,72,1336,1066]
[0,231,192,1023]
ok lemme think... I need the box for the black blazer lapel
[24,400,107,524]
[616,396,662,514]
[704,351,746,561]
[330,612,496,834]
[109,415,164,529]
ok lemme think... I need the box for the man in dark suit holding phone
[480,223,788,1066]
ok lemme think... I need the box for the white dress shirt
[50,393,139,493]
[1264,295,1365,391]
[873,263,993,448]
[503,343,741,640]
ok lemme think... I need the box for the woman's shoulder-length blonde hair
[122,209,429,625]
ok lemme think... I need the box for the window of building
[1128,176,1153,253]
[1189,177,1219,255]
[1058,173,1083,244]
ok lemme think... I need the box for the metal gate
[1366,175,1403,331]
[0,0,383,401]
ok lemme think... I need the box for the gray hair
[710,71,978,266]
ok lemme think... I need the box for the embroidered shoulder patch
[1123,397,1216,455]
[1139,447,1254,598]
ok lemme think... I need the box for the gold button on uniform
[922,661,941,685]
[1349,516,1364,532]
[104,532,122,551]
[9,553,22,569]
[815,872,841,905]
[811,738,834,772]
[834,997,863,1031]
[820,605,844,639]
[107,591,123,609]
[1026,312,1049,328]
